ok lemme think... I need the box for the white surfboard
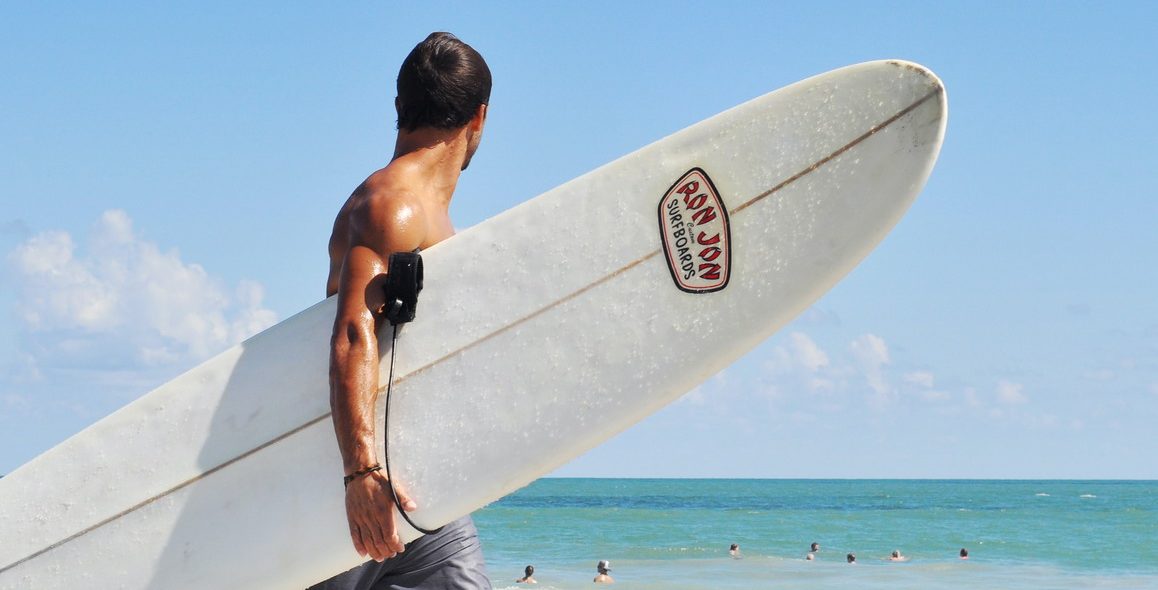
[0,60,946,589]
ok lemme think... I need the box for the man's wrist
[343,464,382,488]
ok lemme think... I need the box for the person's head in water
[847,553,856,563]
[516,564,536,584]
[597,560,611,574]
[960,548,969,559]
[396,32,491,170]
[892,550,901,558]
[810,542,820,552]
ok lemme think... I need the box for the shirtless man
[514,565,537,584]
[593,560,614,584]
[310,32,491,590]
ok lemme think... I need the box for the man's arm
[329,199,423,561]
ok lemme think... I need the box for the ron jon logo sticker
[657,168,731,293]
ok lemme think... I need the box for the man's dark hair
[397,32,491,132]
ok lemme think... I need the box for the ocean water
[473,479,1158,590]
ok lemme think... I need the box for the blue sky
[1,2,1155,478]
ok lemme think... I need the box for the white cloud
[757,332,914,409]
[759,332,837,397]
[850,333,892,402]
[996,380,1028,405]
[765,332,828,375]
[789,332,829,372]
[920,390,951,402]
[851,333,889,365]
[8,210,277,380]
[901,371,948,403]
[903,371,935,388]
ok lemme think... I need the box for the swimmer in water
[593,560,614,584]
[960,548,969,559]
[888,550,908,562]
[847,553,857,564]
[729,543,742,559]
[515,565,536,584]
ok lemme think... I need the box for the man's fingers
[362,524,394,562]
[348,514,368,558]
[343,473,415,560]
[383,510,406,555]
[363,487,401,560]
[348,486,386,560]
[371,473,409,554]
[365,512,392,561]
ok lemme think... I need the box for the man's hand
[344,471,418,561]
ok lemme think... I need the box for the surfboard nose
[885,60,945,91]
[883,60,948,128]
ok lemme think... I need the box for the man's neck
[391,127,468,211]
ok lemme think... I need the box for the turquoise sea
[474,479,1158,590]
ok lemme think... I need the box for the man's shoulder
[345,169,427,235]
[355,167,422,214]
[334,162,429,254]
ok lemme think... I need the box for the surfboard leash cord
[380,250,443,536]
[382,322,444,536]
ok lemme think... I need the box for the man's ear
[473,103,487,130]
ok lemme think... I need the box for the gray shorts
[308,516,491,590]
